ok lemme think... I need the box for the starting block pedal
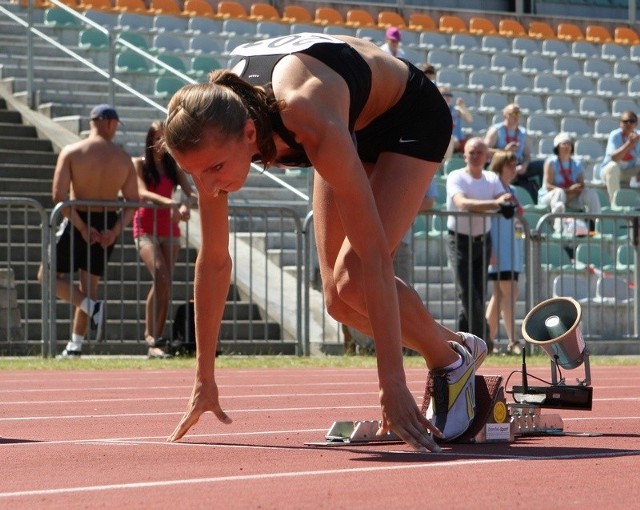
[306,420,402,447]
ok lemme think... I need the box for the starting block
[306,375,514,447]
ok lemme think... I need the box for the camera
[499,201,516,219]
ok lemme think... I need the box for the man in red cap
[380,26,406,58]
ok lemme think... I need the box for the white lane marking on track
[2,450,640,500]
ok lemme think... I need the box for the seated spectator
[380,26,406,58]
[422,63,437,82]
[484,103,540,202]
[598,111,640,202]
[440,85,473,161]
[539,132,601,234]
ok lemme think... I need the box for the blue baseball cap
[90,104,123,124]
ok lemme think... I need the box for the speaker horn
[522,297,587,370]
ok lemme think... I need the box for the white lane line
[2,449,640,500]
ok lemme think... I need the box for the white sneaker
[57,342,82,359]
[426,342,477,441]
[90,301,104,341]
[455,332,487,370]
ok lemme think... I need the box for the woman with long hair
[133,121,196,358]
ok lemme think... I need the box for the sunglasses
[621,119,637,124]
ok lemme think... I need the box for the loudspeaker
[522,297,586,370]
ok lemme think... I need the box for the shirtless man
[38,104,139,357]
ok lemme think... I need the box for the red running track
[1,364,639,509]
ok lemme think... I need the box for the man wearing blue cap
[38,104,139,357]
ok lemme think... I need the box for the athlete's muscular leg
[313,152,460,369]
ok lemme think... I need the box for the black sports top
[231,34,372,167]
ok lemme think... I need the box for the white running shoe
[57,342,82,359]
[90,300,105,341]
[426,342,477,441]
[455,332,487,370]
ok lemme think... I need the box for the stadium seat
[614,26,640,45]
[594,276,634,303]
[249,2,280,21]
[154,13,189,32]
[419,31,449,50]
[459,51,490,71]
[116,31,151,52]
[44,7,81,27]
[315,7,343,26]
[583,58,612,78]
[512,36,541,55]
[408,13,436,32]
[540,242,573,271]
[154,53,188,74]
[222,18,257,37]
[502,70,532,93]
[515,93,544,114]
[522,55,551,75]
[616,244,635,271]
[190,54,222,79]
[542,39,570,57]
[601,42,629,61]
[323,25,356,37]
[490,53,519,73]
[482,35,511,53]
[533,72,563,94]
[468,69,502,90]
[628,77,640,98]
[354,26,384,42]
[117,12,154,31]
[154,76,185,98]
[528,21,555,39]
[562,117,594,139]
[150,0,184,16]
[82,0,118,13]
[345,9,374,27]
[188,16,223,34]
[478,91,508,113]
[612,188,640,211]
[439,15,466,34]
[557,23,584,41]
[586,24,613,43]
[183,0,217,18]
[537,137,555,158]
[115,50,152,73]
[217,1,247,19]
[189,34,223,54]
[469,16,497,35]
[83,9,119,28]
[427,49,457,69]
[594,117,619,140]
[593,217,628,242]
[572,41,599,59]
[614,60,640,80]
[153,33,188,54]
[498,18,526,37]
[574,243,615,272]
[436,68,466,89]
[527,113,559,137]
[256,20,289,38]
[377,10,405,28]
[553,56,581,76]
[612,98,638,116]
[552,274,591,302]
[565,75,595,96]
[579,97,609,118]
[597,77,626,97]
[450,33,480,51]
[115,0,149,14]
[78,28,109,49]
[547,95,578,116]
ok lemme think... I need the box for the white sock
[80,298,96,315]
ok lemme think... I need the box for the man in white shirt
[380,26,406,58]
